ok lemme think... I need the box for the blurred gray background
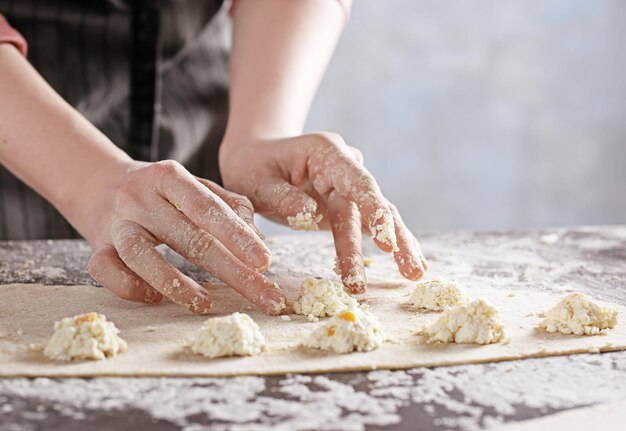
[260,0,626,235]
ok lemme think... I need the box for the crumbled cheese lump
[407,279,469,311]
[190,312,266,359]
[539,292,618,336]
[293,278,359,320]
[424,299,505,344]
[43,312,127,361]
[304,309,384,353]
[370,209,398,250]
[287,209,323,231]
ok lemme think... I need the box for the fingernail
[343,269,366,294]
[190,291,212,314]
[259,286,287,315]
[401,255,425,281]
[143,287,163,304]
[250,248,272,271]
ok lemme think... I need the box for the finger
[113,221,213,314]
[144,203,287,315]
[88,245,163,304]
[327,190,366,294]
[388,204,427,280]
[348,147,364,165]
[254,176,322,231]
[307,138,397,252]
[157,161,270,271]
[196,177,265,240]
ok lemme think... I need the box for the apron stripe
[129,0,160,162]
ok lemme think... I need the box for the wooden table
[1,226,625,430]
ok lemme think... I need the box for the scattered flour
[1,353,625,431]
[539,233,559,244]
[539,292,618,336]
[30,266,67,279]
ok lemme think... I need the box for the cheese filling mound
[539,292,618,336]
[304,309,384,353]
[190,312,266,358]
[407,279,469,311]
[43,312,127,361]
[424,299,505,344]
[287,209,323,231]
[293,278,359,321]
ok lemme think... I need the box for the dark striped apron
[0,0,230,240]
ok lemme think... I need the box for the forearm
[0,44,131,224]
[223,0,345,144]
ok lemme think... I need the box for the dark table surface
[1,226,626,431]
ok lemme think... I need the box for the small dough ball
[287,209,322,231]
[424,299,505,344]
[407,279,469,311]
[44,312,127,361]
[190,312,266,359]
[293,278,359,321]
[539,292,618,336]
[304,309,384,353]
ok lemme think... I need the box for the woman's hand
[72,159,286,315]
[219,132,429,293]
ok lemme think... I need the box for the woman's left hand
[219,132,429,293]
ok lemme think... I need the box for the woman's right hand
[71,159,286,315]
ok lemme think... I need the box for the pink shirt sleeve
[0,14,27,57]
[230,0,353,19]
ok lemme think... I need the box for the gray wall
[260,0,626,234]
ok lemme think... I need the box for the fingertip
[401,265,425,281]
[189,290,213,315]
[346,280,366,295]
[341,265,367,294]
[393,248,426,281]
[258,282,288,315]
[264,295,288,316]
[143,287,164,304]
[250,248,272,272]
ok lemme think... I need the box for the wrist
[58,155,136,239]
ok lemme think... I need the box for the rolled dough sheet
[490,399,626,431]
[1,276,625,377]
